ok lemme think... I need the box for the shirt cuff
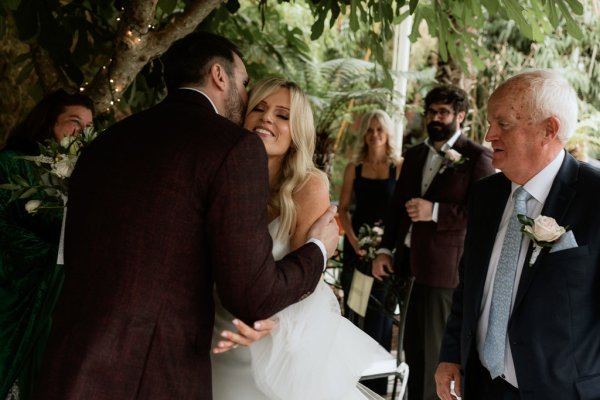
[432,202,439,222]
[307,238,327,271]
[375,247,393,257]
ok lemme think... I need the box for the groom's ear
[209,63,228,92]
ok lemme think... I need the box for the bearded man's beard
[427,117,458,142]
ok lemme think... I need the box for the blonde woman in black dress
[338,109,402,395]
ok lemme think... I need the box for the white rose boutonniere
[519,214,568,266]
[438,148,469,174]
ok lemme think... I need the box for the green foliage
[204,2,316,82]
[10,0,117,87]
[307,58,394,133]
[207,1,402,156]
[308,0,401,82]
[0,0,593,155]
[469,2,600,150]
[306,0,585,78]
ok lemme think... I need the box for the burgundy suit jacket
[380,135,494,288]
[33,90,323,399]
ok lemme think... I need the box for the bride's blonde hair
[246,77,328,240]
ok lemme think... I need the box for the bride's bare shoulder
[294,172,329,212]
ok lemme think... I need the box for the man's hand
[435,362,462,400]
[307,205,339,258]
[372,253,393,281]
[212,318,277,354]
[405,198,433,222]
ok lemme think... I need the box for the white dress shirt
[477,150,565,387]
[403,129,463,247]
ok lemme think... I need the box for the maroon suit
[381,135,494,288]
[33,90,323,399]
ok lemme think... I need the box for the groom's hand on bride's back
[307,205,339,259]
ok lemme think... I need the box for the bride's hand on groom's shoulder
[212,318,277,354]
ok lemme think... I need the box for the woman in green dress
[0,89,94,400]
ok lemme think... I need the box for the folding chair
[356,275,415,400]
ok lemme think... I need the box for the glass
[426,108,453,118]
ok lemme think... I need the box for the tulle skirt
[211,281,392,400]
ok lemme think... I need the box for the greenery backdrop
[1,0,598,198]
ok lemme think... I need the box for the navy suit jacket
[440,152,600,400]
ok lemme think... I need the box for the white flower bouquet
[0,126,98,214]
[357,221,384,263]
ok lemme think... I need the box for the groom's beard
[224,84,247,126]
[427,117,458,142]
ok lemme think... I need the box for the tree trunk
[31,44,66,93]
[86,0,225,113]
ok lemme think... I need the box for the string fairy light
[103,6,159,112]
[79,81,90,93]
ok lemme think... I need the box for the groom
[435,70,600,399]
[34,32,339,399]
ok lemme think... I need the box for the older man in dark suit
[372,85,494,400]
[436,70,600,400]
[33,32,339,399]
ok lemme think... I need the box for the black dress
[341,163,397,395]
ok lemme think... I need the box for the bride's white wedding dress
[211,218,391,400]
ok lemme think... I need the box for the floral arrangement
[519,214,568,266]
[357,221,384,263]
[439,148,469,174]
[0,126,98,214]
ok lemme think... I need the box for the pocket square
[550,230,578,253]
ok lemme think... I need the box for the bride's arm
[213,318,277,354]
[289,173,331,252]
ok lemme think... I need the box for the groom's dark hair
[162,31,244,92]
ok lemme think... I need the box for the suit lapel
[513,153,579,310]
[425,135,467,197]
[450,134,468,153]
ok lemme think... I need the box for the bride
[211,77,391,399]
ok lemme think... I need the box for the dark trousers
[398,245,454,400]
[405,280,453,400]
[399,247,454,400]
[467,352,521,400]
